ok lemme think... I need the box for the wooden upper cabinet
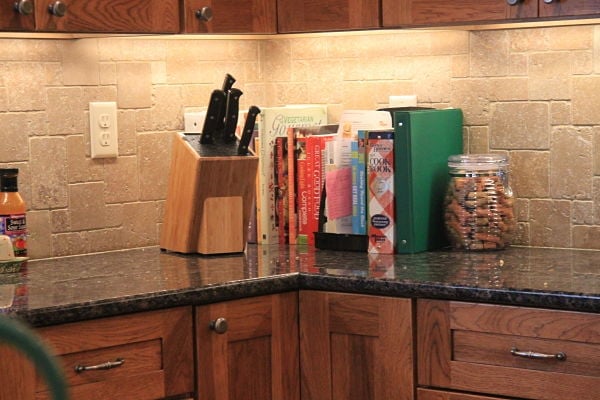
[539,0,600,18]
[182,0,277,33]
[35,0,180,33]
[278,0,381,33]
[0,0,35,30]
[195,292,299,400]
[300,291,414,400]
[383,0,538,27]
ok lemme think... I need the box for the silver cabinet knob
[209,317,228,334]
[195,6,213,22]
[543,0,555,3]
[48,1,67,17]
[506,0,521,5]
[14,0,34,15]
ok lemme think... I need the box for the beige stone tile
[489,102,549,150]
[343,56,397,81]
[68,182,106,230]
[138,132,172,201]
[0,114,30,162]
[82,86,118,106]
[291,37,328,59]
[0,39,61,62]
[50,209,70,233]
[98,37,167,61]
[271,82,310,105]
[26,210,51,259]
[594,177,600,225]
[467,126,489,154]
[411,56,452,103]
[117,110,137,156]
[529,199,571,248]
[595,26,600,74]
[182,84,213,108]
[572,76,600,124]
[509,29,549,52]
[88,228,123,253]
[547,26,593,51]
[450,78,491,125]
[228,40,260,62]
[509,53,527,76]
[47,87,86,135]
[510,151,549,198]
[571,50,593,75]
[121,201,159,248]
[150,86,184,131]
[550,126,592,199]
[151,61,167,85]
[30,137,68,209]
[572,201,594,225]
[117,63,152,109]
[375,31,433,57]
[594,127,600,176]
[61,39,100,86]
[572,226,600,250]
[99,62,117,85]
[550,101,571,125]
[5,63,47,111]
[105,203,123,228]
[451,54,469,78]
[429,30,469,55]
[104,155,139,203]
[66,135,103,183]
[52,231,90,257]
[528,52,571,100]
[0,87,8,112]
[470,31,509,77]
[45,63,62,86]
[513,221,530,246]
[489,77,528,101]
[260,39,292,82]
[515,198,529,222]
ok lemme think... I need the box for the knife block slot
[160,133,258,255]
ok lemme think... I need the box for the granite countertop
[1,245,598,327]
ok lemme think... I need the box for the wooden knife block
[160,133,258,255]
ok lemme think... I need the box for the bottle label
[0,213,27,257]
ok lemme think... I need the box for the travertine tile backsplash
[1,24,599,258]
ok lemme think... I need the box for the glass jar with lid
[444,154,516,251]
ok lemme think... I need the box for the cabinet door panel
[35,0,180,33]
[539,0,600,17]
[196,292,299,400]
[278,0,380,33]
[0,0,35,31]
[300,291,414,400]
[182,0,277,33]
[383,0,537,27]
[418,388,504,400]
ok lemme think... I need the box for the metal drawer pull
[510,347,566,361]
[74,358,125,373]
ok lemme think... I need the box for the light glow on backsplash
[1,24,599,257]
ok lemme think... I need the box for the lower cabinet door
[300,290,414,400]
[418,388,505,400]
[195,292,300,400]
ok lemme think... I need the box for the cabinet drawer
[35,307,193,400]
[417,300,600,400]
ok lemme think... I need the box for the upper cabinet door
[383,0,538,27]
[182,0,277,33]
[539,0,600,17]
[1,0,35,30]
[35,0,180,33]
[278,0,380,33]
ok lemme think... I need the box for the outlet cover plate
[90,101,118,158]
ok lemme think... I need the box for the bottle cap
[0,168,19,192]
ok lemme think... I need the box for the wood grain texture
[0,344,36,400]
[382,0,537,27]
[0,0,35,31]
[35,307,194,400]
[539,0,600,17]
[417,388,504,400]
[277,0,380,33]
[300,290,414,400]
[417,299,600,400]
[34,0,180,33]
[196,292,299,400]
[161,133,258,254]
[182,0,277,33]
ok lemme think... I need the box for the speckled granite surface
[1,245,598,326]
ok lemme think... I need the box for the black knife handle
[222,73,236,92]
[237,106,261,156]
[200,89,227,144]
[223,88,243,143]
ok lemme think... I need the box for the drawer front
[417,300,600,400]
[35,307,193,400]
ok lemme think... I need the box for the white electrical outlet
[90,101,118,158]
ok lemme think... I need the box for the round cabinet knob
[14,0,34,15]
[195,6,213,22]
[209,317,228,334]
[506,0,521,5]
[48,1,67,17]
[543,0,555,3]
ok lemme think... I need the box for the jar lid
[448,154,508,170]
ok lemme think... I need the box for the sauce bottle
[0,168,27,257]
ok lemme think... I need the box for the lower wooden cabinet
[195,291,300,400]
[30,307,193,400]
[417,299,600,400]
[300,290,414,400]
[418,388,504,400]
